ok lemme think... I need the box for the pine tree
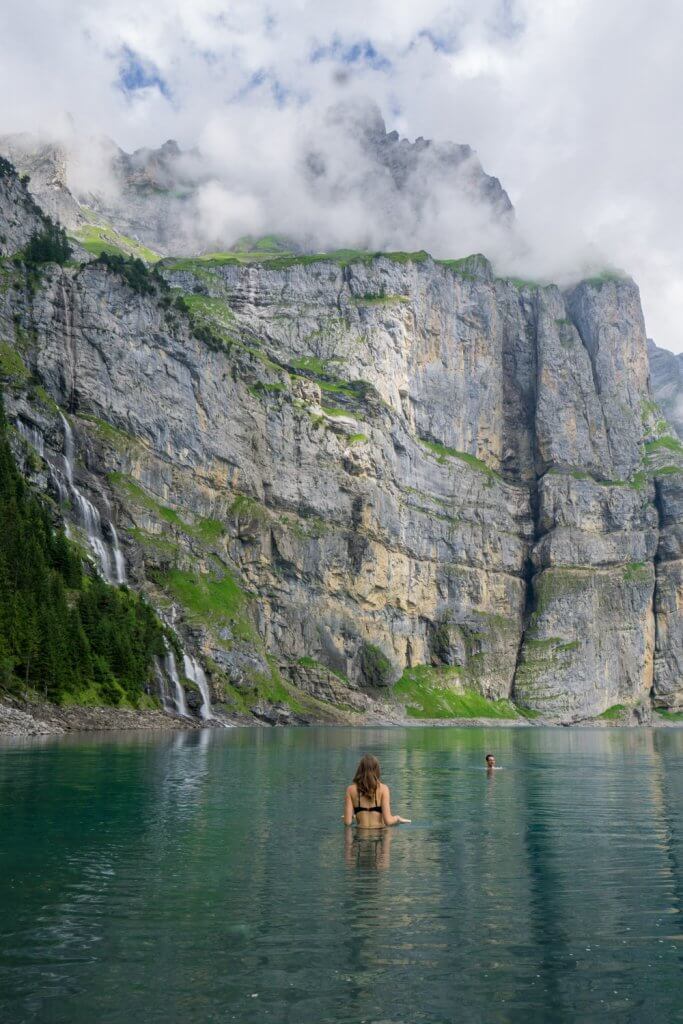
[0,390,167,705]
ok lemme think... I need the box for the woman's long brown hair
[353,754,381,800]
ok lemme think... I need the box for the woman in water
[344,754,410,828]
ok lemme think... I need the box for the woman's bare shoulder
[346,783,357,796]
[379,782,390,796]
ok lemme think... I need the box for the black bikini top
[354,787,382,816]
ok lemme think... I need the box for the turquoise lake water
[0,726,681,1023]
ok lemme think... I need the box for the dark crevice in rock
[652,476,666,549]
[510,301,546,703]
[649,478,667,707]
[565,287,603,397]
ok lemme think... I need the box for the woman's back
[344,754,410,828]
[350,781,386,829]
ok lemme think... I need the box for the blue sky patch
[310,37,392,72]
[118,46,171,99]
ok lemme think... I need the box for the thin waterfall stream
[55,412,126,585]
[17,412,225,726]
[164,649,191,717]
[183,654,214,720]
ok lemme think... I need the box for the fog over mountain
[1,1,683,346]
[0,100,518,262]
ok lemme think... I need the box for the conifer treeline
[0,395,167,705]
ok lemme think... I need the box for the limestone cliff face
[1,168,682,721]
[0,162,46,255]
[648,339,683,439]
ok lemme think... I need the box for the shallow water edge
[1,694,681,741]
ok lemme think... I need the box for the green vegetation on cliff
[394,665,519,719]
[161,248,431,273]
[0,395,166,704]
[598,704,627,720]
[24,218,72,266]
[419,437,501,478]
[74,222,161,263]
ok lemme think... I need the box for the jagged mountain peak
[0,104,514,257]
[324,98,512,217]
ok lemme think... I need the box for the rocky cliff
[1,159,682,724]
[648,338,683,439]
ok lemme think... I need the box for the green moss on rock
[359,642,394,687]
[394,665,519,719]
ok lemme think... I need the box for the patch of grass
[193,518,225,543]
[30,385,58,411]
[583,271,627,288]
[623,562,653,583]
[230,234,294,254]
[296,655,348,682]
[437,254,490,279]
[161,568,254,641]
[316,379,356,397]
[348,433,368,445]
[110,472,226,543]
[655,708,683,721]
[266,249,430,270]
[249,381,286,399]
[127,526,182,559]
[598,704,627,720]
[289,355,331,375]
[74,223,161,263]
[321,404,353,419]
[360,642,394,687]
[79,414,141,451]
[353,292,409,305]
[524,637,580,653]
[503,276,543,290]
[163,248,431,272]
[516,705,541,720]
[177,291,235,321]
[114,483,180,528]
[395,665,519,719]
[645,436,683,456]
[628,470,649,490]
[58,684,134,709]
[419,437,500,478]
[229,494,270,531]
[0,341,29,382]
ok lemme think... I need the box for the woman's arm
[381,784,410,826]
[343,786,355,826]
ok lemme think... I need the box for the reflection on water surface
[0,726,681,1023]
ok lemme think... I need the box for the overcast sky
[2,0,682,349]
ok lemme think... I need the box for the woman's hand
[394,815,411,824]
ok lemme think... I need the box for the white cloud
[1,0,683,347]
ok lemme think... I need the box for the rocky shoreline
[1,695,680,740]
[0,696,204,739]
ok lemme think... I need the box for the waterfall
[183,654,214,720]
[154,657,176,714]
[109,523,127,584]
[56,412,127,585]
[164,650,190,717]
[73,490,113,580]
[16,419,45,459]
[59,412,74,485]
